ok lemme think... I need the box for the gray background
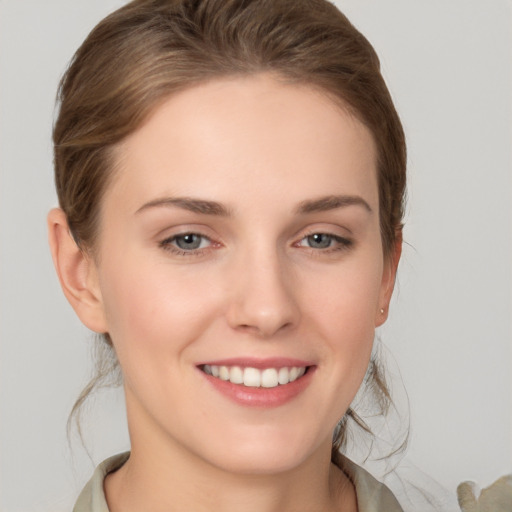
[1,1,511,510]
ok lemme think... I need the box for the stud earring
[380,308,385,314]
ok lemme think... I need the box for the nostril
[234,321,294,338]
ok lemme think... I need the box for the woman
[48,0,406,510]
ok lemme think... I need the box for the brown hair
[54,0,407,461]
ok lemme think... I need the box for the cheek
[97,255,219,362]
[305,256,383,335]
[301,254,383,384]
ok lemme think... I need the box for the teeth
[261,368,278,388]
[203,365,307,388]
[243,367,261,387]
[219,366,230,381]
[278,367,289,385]
[230,366,243,384]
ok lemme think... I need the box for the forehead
[109,74,378,213]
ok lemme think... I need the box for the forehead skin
[103,73,378,236]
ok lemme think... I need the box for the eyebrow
[135,194,372,217]
[135,197,231,216]
[295,195,372,214]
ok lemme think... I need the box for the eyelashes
[159,233,215,256]
[159,231,354,258]
[296,233,353,252]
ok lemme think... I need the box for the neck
[105,434,354,512]
[104,391,356,512]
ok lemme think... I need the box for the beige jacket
[73,452,404,512]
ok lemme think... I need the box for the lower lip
[199,367,315,407]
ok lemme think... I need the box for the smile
[201,365,307,388]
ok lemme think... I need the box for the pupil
[308,233,331,248]
[177,234,201,250]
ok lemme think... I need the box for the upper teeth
[203,365,306,388]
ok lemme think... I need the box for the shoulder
[73,452,129,512]
[338,455,404,512]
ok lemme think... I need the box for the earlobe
[375,232,402,327]
[47,208,108,333]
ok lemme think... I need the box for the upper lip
[196,357,315,369]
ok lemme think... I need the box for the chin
[194,428,331,476]
[208,451,309,476]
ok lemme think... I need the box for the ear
[47,208,108,333]
[375,230,402,327]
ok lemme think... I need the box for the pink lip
[197,360,316,408]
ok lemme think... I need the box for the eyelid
[292,226,355,254]
[293,223,352,241]
[158,230,220,257]
[156,224,354,258]
[298,233,352,247]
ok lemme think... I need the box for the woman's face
[89,74,397,474]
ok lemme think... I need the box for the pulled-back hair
[53,0,407,462]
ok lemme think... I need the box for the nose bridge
[226,240,300,337]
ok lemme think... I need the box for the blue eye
[306,233,333,249]
[160,233,211,253]
[174,233,204,250]
[298,233,353,251]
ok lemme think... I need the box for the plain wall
[1,1,510,511]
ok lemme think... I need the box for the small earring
[380,308,385,314]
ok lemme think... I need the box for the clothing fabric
[73,451,404,512]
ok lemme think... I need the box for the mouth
[200,364,309,388]
[197,359,315,407]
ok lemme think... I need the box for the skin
[48,74,401,512]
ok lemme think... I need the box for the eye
[160,233,212,254]
[297,233,353,251]
[304,233,333,249]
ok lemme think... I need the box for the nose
[225,249,300,338]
